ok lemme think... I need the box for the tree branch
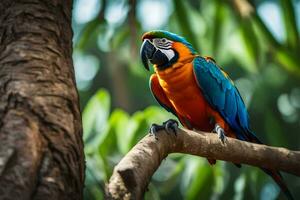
[106,128,300,200]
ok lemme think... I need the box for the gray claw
[164,119,179,135]
[149,119,179,140]
[149,124,162,139]
[214,124,227,144]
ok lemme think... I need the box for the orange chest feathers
[155,62,216,131]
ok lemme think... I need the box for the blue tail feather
[244,130,294,200]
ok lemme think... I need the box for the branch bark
[106,128,300,200]
[0,1,84,199]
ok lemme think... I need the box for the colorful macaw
[140,30,293,199]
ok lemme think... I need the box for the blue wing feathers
[236,93,249,130]
[193,56,256,141]
[193,57,294,199]
[224,89,237,121]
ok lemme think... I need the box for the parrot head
[140,30,197,71]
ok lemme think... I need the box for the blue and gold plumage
[141,30,293,200]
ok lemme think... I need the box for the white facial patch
[159,49,175,61]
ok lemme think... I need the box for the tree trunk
[0,1,84,199]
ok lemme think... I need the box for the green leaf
[114,109,134,154]
[264,111,287,146]
[153,157,185,194]
[97,110,125,179]
[181,157,212,200]
[274,48,300,77]
[84,183,104,200]
[75,19,102,50]
[145,183,161,200]
[240,18,260,68]
[84,166,105,199]
[279,0,299,51]
[253,14,300,77]
[234,174,246,200]
[144,106,174,125]
[173,0,200,51]
[252,14,280,49]
[211,0,226,57]
[153,157,182,182]
[83,89,110,143]
[124,112,149,151]
[98,109,128,155]
[185,161,212,200]
[212,162,227,196]
[111,26,130,50]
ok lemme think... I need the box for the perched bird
[140,30,293,199]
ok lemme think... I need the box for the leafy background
[72,0,300,199]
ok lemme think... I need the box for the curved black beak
[140,39,170,71]
[140,39,155,71]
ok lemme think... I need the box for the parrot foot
[213,124,226,144]
[163,119,179,135]
[150,119,179,139]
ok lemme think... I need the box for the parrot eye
[153,38,172,49]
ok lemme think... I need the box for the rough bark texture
[106,128,300,200]
[0,1,84,199]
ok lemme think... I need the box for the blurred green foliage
[72,0,300,199]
